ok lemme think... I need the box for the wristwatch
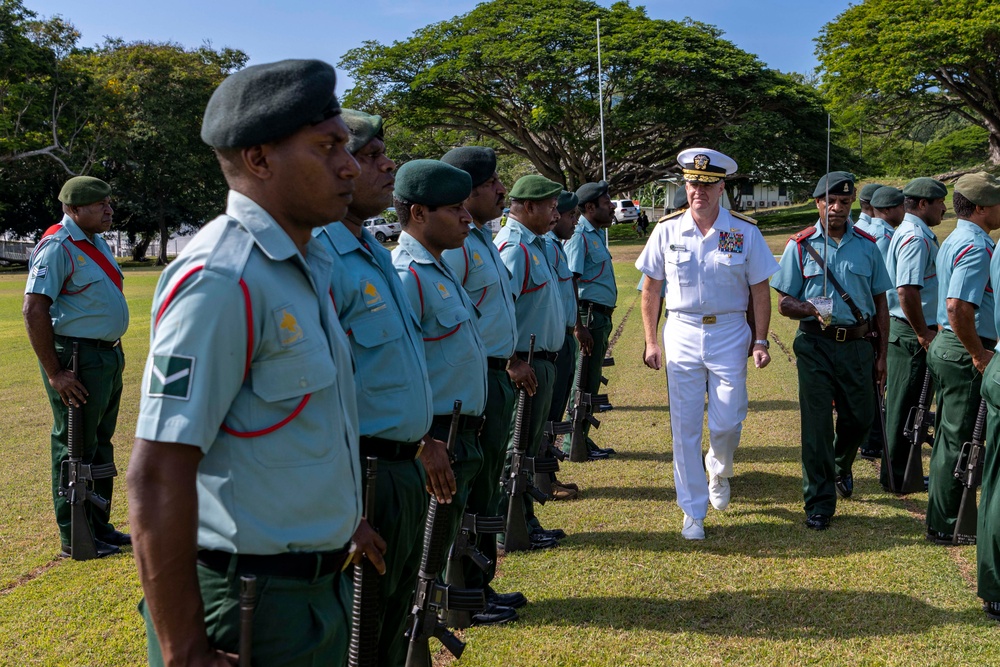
[753,339,770,349]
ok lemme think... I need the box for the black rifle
[534,420,572,497]
[443,510,504,628]
[58,342,114,560]
[405,401,485,667]
[238,574,256,667]
[953,399,987,545]
[349,457,380,667]
[568,306,614,463]
[503,336,556,552]
[901,369,934,494]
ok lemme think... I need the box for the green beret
[576,180,610,205]
[341,108,383,155]
[509,175,562,201]
[812,171,855,198]
[58,176,111,206]
[673,188,688,209]
[557,190,579,213]
[858,182,885,202]
[394,159,472,207]
[201,59,340,148]
[441,147,496,188]
[955,172,1000,207]
[870,186,904,209]
[901,177,948,200]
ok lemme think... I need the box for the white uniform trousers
[664,311,751,519]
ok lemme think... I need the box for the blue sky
[27,0,853,95]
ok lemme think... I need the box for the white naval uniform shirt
[635,208,778,315]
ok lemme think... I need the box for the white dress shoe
[682,514,705,540]
[708,474,730,511]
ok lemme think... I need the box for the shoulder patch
[853,227,877,243]
[790,226,817,243]
[657,209,685,224]
[730,210,757,226]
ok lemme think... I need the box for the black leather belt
[55,334,120,349]
[580,301,615,316]
[432,413,486,433]
[516,350,558,363]
[983,337,998,349]
[359,436,421,461]
[891,316,938,332]
[799,319,871,342]
[487,357,508,371]
[197,546,350,579]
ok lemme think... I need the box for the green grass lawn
[0,239,997,665]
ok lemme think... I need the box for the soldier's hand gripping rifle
[502,336,556,552]
[568,305,613,463]
[349,457,380,667]
[58,342,114,560]
[953,399,987,545]
[901,369,934,494]
[405,401,485,667]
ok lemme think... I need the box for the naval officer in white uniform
[636,148,779,539]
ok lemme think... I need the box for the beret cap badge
[693,154,709,171]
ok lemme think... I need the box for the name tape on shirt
[148,355,195,400]
[718,231,744,253]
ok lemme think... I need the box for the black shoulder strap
[799,241,867,324]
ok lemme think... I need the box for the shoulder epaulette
[657,209,685,224]
[853,227,877,243]
[790,226,816,243]
[730,210,757,226]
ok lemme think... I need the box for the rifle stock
[348,457,380,667]
[953,399,987,545]
[504,336,540,552]
[405,401,485,667]
[568,306,613,462]
[901,369,933,494]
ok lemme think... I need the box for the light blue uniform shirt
[494,217,565,353]
[442,223,518,359]
[771,221,893,326]
[545,231,577,329]
[565,216,618,308]
[935,219,996,339]
[393,232,488,417]
[25,216,129,341]
[855,217,894,263]
[136,191,361,555]
[857,211,872,228]
[315,222,433,443]
[886,212,939,324]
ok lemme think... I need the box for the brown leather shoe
[551,483,579,501]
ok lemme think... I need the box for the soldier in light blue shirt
[882,179,943,491]
[855,182,884,229]
[926,175,999,542]
[564,181,618,459]
[24,175,129,557]
[391,159,490,567]
[128,60,379,667]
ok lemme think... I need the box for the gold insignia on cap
[693,154,709,171]
[842,182,850,193]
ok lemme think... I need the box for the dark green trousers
[882,319,930,489]
[565,308,612,453]
[793,331,874,517]
[500,357,555,532]
[926,329,982,535]
[43,337,124,545]
[141,564,351,666]
[427,421,484,548]
[978,355,1000,602]
[549,332,577,425]
[462,367,515,591]
[364,458,427,667]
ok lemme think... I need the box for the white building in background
[737,182,795,210]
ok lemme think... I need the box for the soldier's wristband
[753,339,770,349]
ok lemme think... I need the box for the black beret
[858,182,885,202]
[201,59,340,148]
[576,180,610,205]
[812,171,855,198]
[441,147,497,188]
[58,176,111,206]
[341,108,383,155]
[394,159,472,207]
[509,175,562,201]
[557,190,579,213]
[870,186,904,209]
[902,177,948,200]
[673,188,688,209]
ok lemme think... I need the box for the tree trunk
[157,214,169,266]
[131,236,150,262]
[989,132,1000,166]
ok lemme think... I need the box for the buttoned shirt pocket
[715,253,746,268]
[665,250,695,287]
[846,259,872,278]
[802,255,823,279]
[465,262,499,294]
[426,306,477,368]
[350,311,408,397]
[245,350,338,468]
[64,263,105,297]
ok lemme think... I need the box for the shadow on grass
[604,450,672,462]
[748,399,801,412]
[731,470,804,504]
[580,486,671,502]
[524,588,969,638]
[737,445,802,464]
[605,404,669,413]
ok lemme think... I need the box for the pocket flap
[351,312,403,349]
[251,352,335,402]
[435,307,471,329]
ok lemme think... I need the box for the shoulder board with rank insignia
[730,210,757,226]
[853,227,877,243]
[790,226,816,243]
[657,209,685,224]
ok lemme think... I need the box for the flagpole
[597,18,607,182]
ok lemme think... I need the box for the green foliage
[342,0,838,194]
[817,0,1000,165]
